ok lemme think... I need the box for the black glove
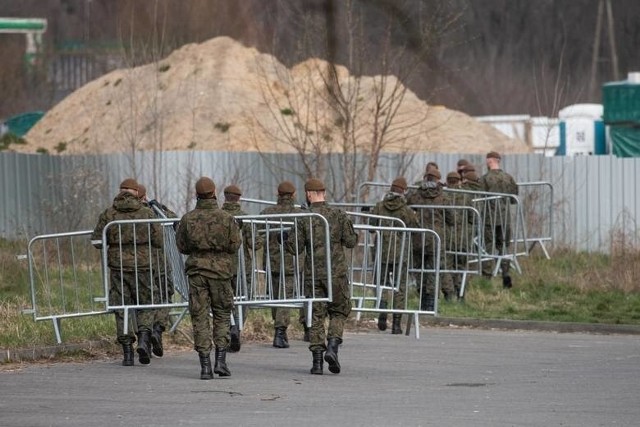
[277,231,289,245]
[361,206,371,213]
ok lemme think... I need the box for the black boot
[303,326,310,342]
[136,330,151,365]
[310,350,324,375]
[377,301,388,331]
[214,348,231,377]
[122,343,134,366]
[273,327,290,348]
[391,314,403,335]
[199,352,213,380]
[150,324,164,357]
[229,325,241,353]
[324,338,342,374]
[502,275,513,289]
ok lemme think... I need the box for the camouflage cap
[457,159,470,168]
[119,178,138,191]
[277,181,296,195]
[391,177,408,192]
[304,178,325,192]
[486,151,501,159]
[224,184,242,196]
[195,177,216,195]
[137,184,147,198]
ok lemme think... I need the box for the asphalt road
[1,327,639,427]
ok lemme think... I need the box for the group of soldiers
[91,150,517,379]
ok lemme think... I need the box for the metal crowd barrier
[232,212,333,329]
[25,230,108,343]
[515,181,554,258]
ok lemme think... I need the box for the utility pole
[589,0,619,96]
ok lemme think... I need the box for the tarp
[610,125,640,158]
[3,111,44,137]
[602,82,640,125]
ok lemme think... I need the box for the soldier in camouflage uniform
[285,178,358,375]
[91,178,163,366]
[406,169,455,309]
[138,184,178,358]
[479,151,519,289]
[443,172,472,299]
[221,184,263,352]
[260,181,307,348]
[176,177,242,380]
[370,177,419,334]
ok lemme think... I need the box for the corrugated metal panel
[2,151,640,253]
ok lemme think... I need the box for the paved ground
[1,326,639,427]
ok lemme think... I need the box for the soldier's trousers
[154,270,175,331]
[379,263,406,310]
[109,269,155,345]
[308,276,351,353]
[483,224,512,277]
[270,273,299,329]
[187,274,234,354]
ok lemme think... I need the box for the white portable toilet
[557,104,606,156]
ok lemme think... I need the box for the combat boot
[199,352,213,380]
[502,275,512,289]
[377,301,388,331]
[229,324,241,353]
[310,350,324,375]
[273,327,289,349]
[136,330,151,365]
[391,314,403,335]
[324,337,342,374]
[214,347,231,377]
[122,343,134,366]
[150,324,164,358]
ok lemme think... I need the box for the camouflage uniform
[406,181,455,308]
[91,191,163,350]
[370,191,419,312]
[443,182,475,298]
[260,194,305,335]
[176,198,241,354]
[285,202,358,354]
[479,168,519,279]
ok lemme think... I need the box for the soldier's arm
[341,214,358,249]
[90,211,108,249]
[175,219,190,254]
[226,217,242,254]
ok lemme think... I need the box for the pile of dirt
[23,36,529,155]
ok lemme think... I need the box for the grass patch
[2,240,640,360]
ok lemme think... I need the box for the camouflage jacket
[479,169,518,197]
[176,198,241,279]
[260,195,304,276]
[285,201,357,279]
[222,201,264,275]
[91,191,163,270]
[406,184,453,235]
[370,192,419,264]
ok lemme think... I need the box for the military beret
[459,163,476,173]
[277,181,296,195]
[486,151,501,159]
[224,185,242,196]
[446,172,461,181]
[304,178,325,192]
[119,178,138,191]
[426,169,441,180]
[137,184,147,198]
[391,177,408,192]
[195,177,216,195]
[465,171,479,182]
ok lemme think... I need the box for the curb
[0,339,114,364]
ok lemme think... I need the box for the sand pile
[23,36,528,155]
